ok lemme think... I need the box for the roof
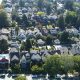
[0,54,10,62]
[0,54,9,59]
[30,50,38,54]
[31,54,41,61]
[10,51,19,61]
[20,55,26,63]
[1,28,10,34]
[0,58,9,62]
[11,55,19,61]
[37,39,45,45]
[0,35,8,40]
[10,48,18,53]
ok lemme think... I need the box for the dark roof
[51,50,61,55]
[10,52,20,61]
[0,58,9,62]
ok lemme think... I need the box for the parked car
[0,74,5,78]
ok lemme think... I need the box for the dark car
[12,74,18,79]
[0,74,5,78]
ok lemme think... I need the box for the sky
[0,0,2,4]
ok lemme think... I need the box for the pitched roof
[0,58,9,62]
[11,55,19,61]
[20,55,26,63]
[31,54,41,61]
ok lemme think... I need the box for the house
[48,15,58,20]
[66,28,79,35]
[20,51,30,71]
[0,54,10,71]
[51,50,61,55]
[31,54,41,62]
[49,28,58,35]
[20,55,27,69]
[70,44,80,55]
[10,51,20,66]
[40,50,51,62]
[54,45,68,54]
[1,28,10,35]
[18,32,26,41]
[41,28,49,35]
[54,39,60,45]
[30,50,38,54]
[30,50,41,62]
[10,42,19,48]
[22,8,27,13]
[37,39,45,46]
[5,7,12,13]
[0,35,8,41]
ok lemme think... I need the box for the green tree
[12,21,17,27]
[0,10,9,28]
[22,14,29,27]
[37,0,44,10]
[15,26,19,35]
[20,42,25,51]
[46,4,51,15]
[43,55,61,77]
[0,39,8,51]
[57,15,65,30]
[19,0,25,8]
[73,56,80,75]
[60,31,69,44]
[76,15,80,29]
[11,64,21,73]
[65,11,77,26]
[46,35,53,45]
[15,75,27,80]
[64,1,74,11]
[25,39,32,51]
[60,55,74,75]
[31,65,44,74]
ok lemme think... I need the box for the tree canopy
[15,75,26,80]
[0,39,8,51]
[0,10,10,28]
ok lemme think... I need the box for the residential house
[10,48,20,66]
[37,39,45,46]
[18,30,26,41]
[66,28,79,35]
[0,54,10,71]
[20,51,30,71]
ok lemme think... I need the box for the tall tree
[46,35,53,45]
[60,31,69,44]
[64,1,74,11]
[22,14,29,27]
[37,0,44,10]
[0,39,8,51]
[73,56,80,75]
[0,10,9,28]
[43,55,61,77]
[57,15,65,30]
[25,39,32,51]
[76,15,80,29]
[19,0,25,8]
[15,75,27,80]
[65,11,77,26]
[60,55,74,75]
[46,4,51,15]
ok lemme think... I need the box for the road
[0,74,32,80]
